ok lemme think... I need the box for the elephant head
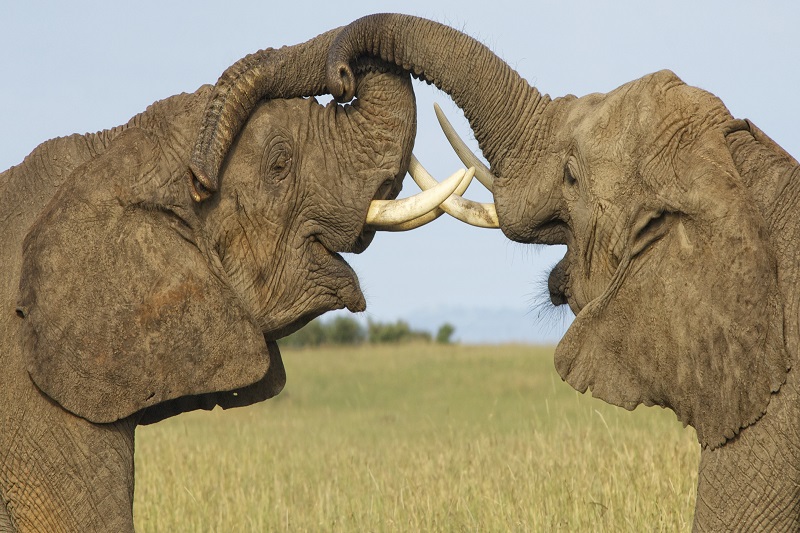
[324,14,792,451]
[12,28,467,427]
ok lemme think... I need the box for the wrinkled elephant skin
[326,13,800,531]
[0,29,416,532]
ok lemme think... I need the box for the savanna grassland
[134,344,698,532]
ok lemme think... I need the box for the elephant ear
[17,127,276,424]
[555,127,789,449]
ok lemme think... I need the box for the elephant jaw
[262,244,365,342]
[309,238,366,313]
[321,246,367,314]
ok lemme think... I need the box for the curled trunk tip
[186,28,339,202]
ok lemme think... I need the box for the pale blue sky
[3,1,797,342]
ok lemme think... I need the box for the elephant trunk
[341,56,418,178]
[326,14,551,181]
[188,28,341,200]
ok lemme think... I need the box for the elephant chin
[260,243,366,342]
[311,240,367,313]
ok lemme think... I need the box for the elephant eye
[271,153,290,174]
[262,138,293,182]
[564,164,578,186]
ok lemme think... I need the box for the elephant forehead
[558,100,642,201]
[241,99,309,140]
[571,91,647,146]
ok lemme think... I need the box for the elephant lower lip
[351,230,375,254]
[548,260,570,307]
[311,242,366,313]
[333,253,366,312]
[550,292,568,306]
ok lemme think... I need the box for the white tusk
[371,209,443,232]
[434,102,497,192]
[409,156,499,229]
[371,160,476,232]
[445,196,499,228]
[365,167,467,228]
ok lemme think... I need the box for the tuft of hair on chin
[526,266,574,340]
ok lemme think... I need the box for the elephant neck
[694,369,800,530]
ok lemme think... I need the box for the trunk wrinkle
[190,28,342,194]
[327,14,550,175]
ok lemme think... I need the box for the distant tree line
[280,316,456,348]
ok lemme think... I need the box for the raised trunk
[189,28,342,195]
[326,13,550,179]
[189,25,418,202]
[334,62,417,192]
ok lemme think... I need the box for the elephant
[0,26,482,531]
[312,13,800,531]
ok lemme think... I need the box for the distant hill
[323,305,573,345]
[403,305,572,345]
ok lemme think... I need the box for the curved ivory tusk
[365,168,468,227]
[409,156,499,229]
[443,194,499,228]
[370,209,442,232]
[434,103,497,192]
[373,163,477,232]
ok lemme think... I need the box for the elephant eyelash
[564,165,578,186]
[271,155,291,173]
[261,137,294,182]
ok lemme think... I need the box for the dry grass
[134,344,698,531]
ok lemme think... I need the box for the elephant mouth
[548,260,570,307]
[350,227,377,254]
[547,257,583,315]
[311,239,366,312]
[263,241,365,342]
[547,252,598,316]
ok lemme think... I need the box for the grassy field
[134,344,699,531]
